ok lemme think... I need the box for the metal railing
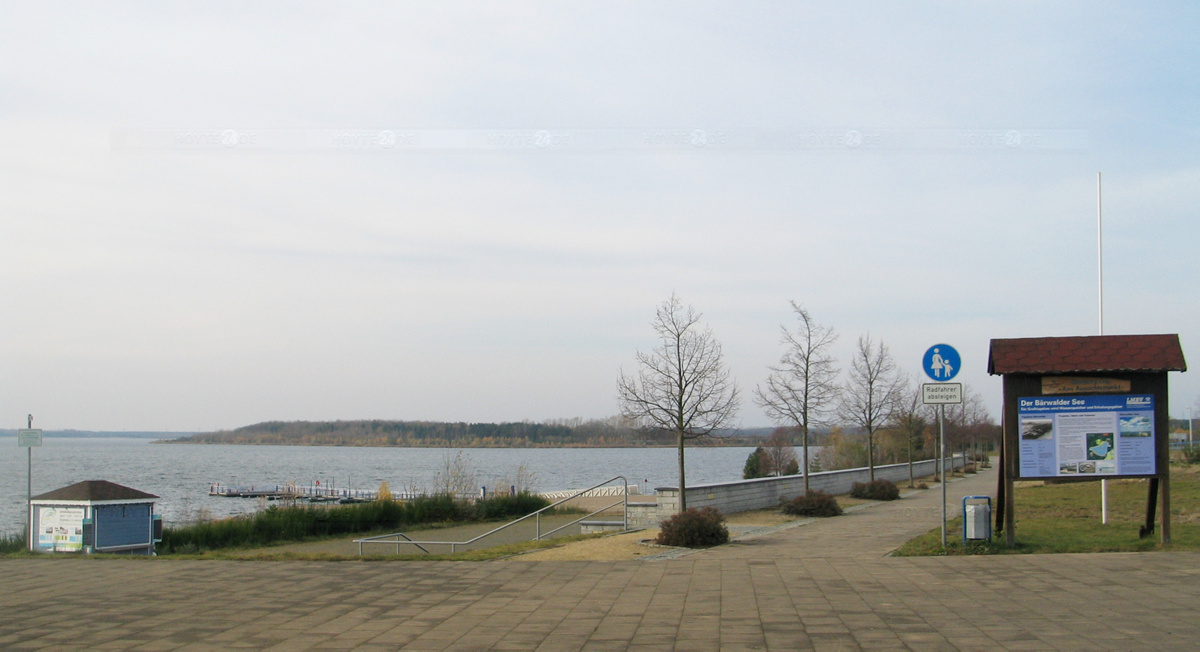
[540,484,639,500]
[355,476,629,555]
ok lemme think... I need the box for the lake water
[0,437,817,535]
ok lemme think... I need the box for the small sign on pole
[18,429,43,447]
[922,343,962,550]
[20,421,41,550]
[922,344,961,382]
[922,383,963,405]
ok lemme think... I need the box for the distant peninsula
[164,419,773,448]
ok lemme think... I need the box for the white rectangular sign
[17,429,42,447]
[922,383,963,405]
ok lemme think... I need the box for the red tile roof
[988,334,1186,375]
[31,480,158,502]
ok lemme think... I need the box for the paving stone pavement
[3,467,1199,650]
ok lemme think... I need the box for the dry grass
[508,528,663,561]
[508,488,890,561]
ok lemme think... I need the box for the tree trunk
[677,430,687,513]
[802,425,810,494]
[907,434,914,488]
[867,430,875,482]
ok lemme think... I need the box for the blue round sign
[922,344,961,382]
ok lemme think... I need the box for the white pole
[940,404,947,549]
[26,414,33,551]
[1098,172,1109,525]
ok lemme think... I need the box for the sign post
[922,344,962,549]
[19,415,41,550]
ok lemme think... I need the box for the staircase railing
[355,475,629,555]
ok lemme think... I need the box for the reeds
[158,492,549,553]
[0,532,26,553]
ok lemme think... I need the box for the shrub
[781,491,842,517]
[156,489,558,554]
[850,479,900,501]
[1182,445,1200,466]
[471,492,550,520]
[159,492,473,553]
[655,507,729,548]
[743,446,766,479]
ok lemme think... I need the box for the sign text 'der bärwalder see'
[1018,394,1156,478]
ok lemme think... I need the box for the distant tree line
[167,417,769,448]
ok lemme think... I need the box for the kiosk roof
[32,480,159,502]
[988,334,1186,375]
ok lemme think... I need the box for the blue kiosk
[29,480,162,555]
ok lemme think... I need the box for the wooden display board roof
[988,334,1186,375]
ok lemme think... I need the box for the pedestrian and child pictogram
[923,344,961,381]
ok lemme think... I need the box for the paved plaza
[3,468,1199,650]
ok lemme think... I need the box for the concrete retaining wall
[629,455,967,528]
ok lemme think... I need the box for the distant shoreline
[0,430,191,440]
[155,440,755,448]
[157,419,783,449]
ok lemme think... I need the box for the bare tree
[618,294,740,512]
[763,428,800,476]
[838,334,905,481]
[943,385,993,468]
[1189,395,1200,442]
[888,381,929,487]
[754,302,840,493]
[432,450,479,498]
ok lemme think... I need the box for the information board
[37,506,85,552]
[1017,394,1156,478]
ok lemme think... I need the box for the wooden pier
[208,482,377,502]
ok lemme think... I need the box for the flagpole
[1098,172,1109,525]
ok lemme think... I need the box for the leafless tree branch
[617,293,739,511]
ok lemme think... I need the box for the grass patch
[895,465,1200,556]
[1,533,26,553]
[174,531,610,562]
[0,533,33,555]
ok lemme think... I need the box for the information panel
[1018,394,1156,478]
[37,506,85,552]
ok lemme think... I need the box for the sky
[1,2,1197,432]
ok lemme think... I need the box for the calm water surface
[0,437,817,534]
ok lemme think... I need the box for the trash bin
[962,495,992,543]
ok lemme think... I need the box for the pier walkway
[4,467,1200,650]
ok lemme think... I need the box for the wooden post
[994,435,1005,533]
[1161,375,1172,544]
[1141,478,1158,538]
[1004,455,1016,547]
[1161,474,1171,544]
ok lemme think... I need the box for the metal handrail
[355,475,629,555]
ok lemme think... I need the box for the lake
[0,437,818,535]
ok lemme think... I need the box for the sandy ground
[505,499,874,562]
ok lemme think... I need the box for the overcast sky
[2,2,1197,432]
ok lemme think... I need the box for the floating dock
[209,483,377,502]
